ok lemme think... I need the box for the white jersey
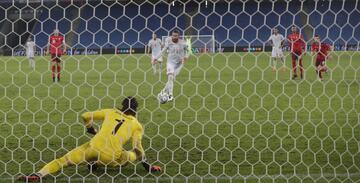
[159,37,189,63]
[26,41,36,57]
[148,38,162,57]
[268,34,285,49]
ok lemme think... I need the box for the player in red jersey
[311,35,333,81]
[47,29,66,82]
[287,26,306,80]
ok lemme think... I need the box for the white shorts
[27,51,34,58]
[152,55,163,62]
[271,47,284,58]
[167,61,183,76]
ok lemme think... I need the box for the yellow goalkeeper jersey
[81,109,145,158]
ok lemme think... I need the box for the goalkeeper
[19,97,161,182]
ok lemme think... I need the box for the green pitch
[0,52,359,183]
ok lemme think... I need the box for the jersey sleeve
[81,109,110,128]
[132,123,145,159]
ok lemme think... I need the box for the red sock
[299,59,303,77]
[57,65,61,78]
[51,65,56,78]
[292,58,297,76]
[319,70,322,79]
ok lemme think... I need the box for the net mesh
[0,0,359,182]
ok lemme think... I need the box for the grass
[0,51,359,182]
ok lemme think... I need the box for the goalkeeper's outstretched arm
[132,128,161,172]
[81,109,108,134]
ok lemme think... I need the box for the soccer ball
[157,92,168,104]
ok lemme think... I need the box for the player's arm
[47,38,50,55]
[132,126,161,172]
[182,43,190,64]
[81,109,108,134]
[62,38,66,54]
[267,36,273,47]
[146,42,150,54]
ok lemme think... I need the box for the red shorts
[51,54,62,63]
[315,59,325,67]
[291,50,303,60]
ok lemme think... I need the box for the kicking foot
[300,75,303,79]
[18,173,41,182]
[57,77,60,82]
[292,75,297,80]
[167,95,174,102]
[52,77,56,82]
[318,78,324,82]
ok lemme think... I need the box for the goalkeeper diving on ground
[18,96,161,182]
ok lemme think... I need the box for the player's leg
[158,61,163,80]
[19,142,97,181]
[56,55,62,81]
[151,59,157,74]
[161,62,176,100]
[271,58,277,71]
[51,55,57,82]
[278,50,286,71]
[30,57,35,69]
[38,142,96,176]
[291,53,298,79]
[299,52,304,79]
[315,60,322,81]
[157,57,163,74]
[98,150,137,167]
[271,49,276,71]
[167,63,183,101]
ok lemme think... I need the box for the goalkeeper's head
[120,96,138,117]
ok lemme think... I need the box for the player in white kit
[154,30,189,102]
[268,28,285,71]
[26,37,36,69]
[147,33,163,74]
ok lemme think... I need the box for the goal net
[0,0,359,182]
[161,35,216,53]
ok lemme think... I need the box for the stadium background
[0,0,359,182]
[0,0,359,55]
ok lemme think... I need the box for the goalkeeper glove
[86,126,97,135]
[142,161,161,172]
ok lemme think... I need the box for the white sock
[152,63,157,73]
[31,59,35,69]
[165,74,174,95]
[271,58,276,69]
